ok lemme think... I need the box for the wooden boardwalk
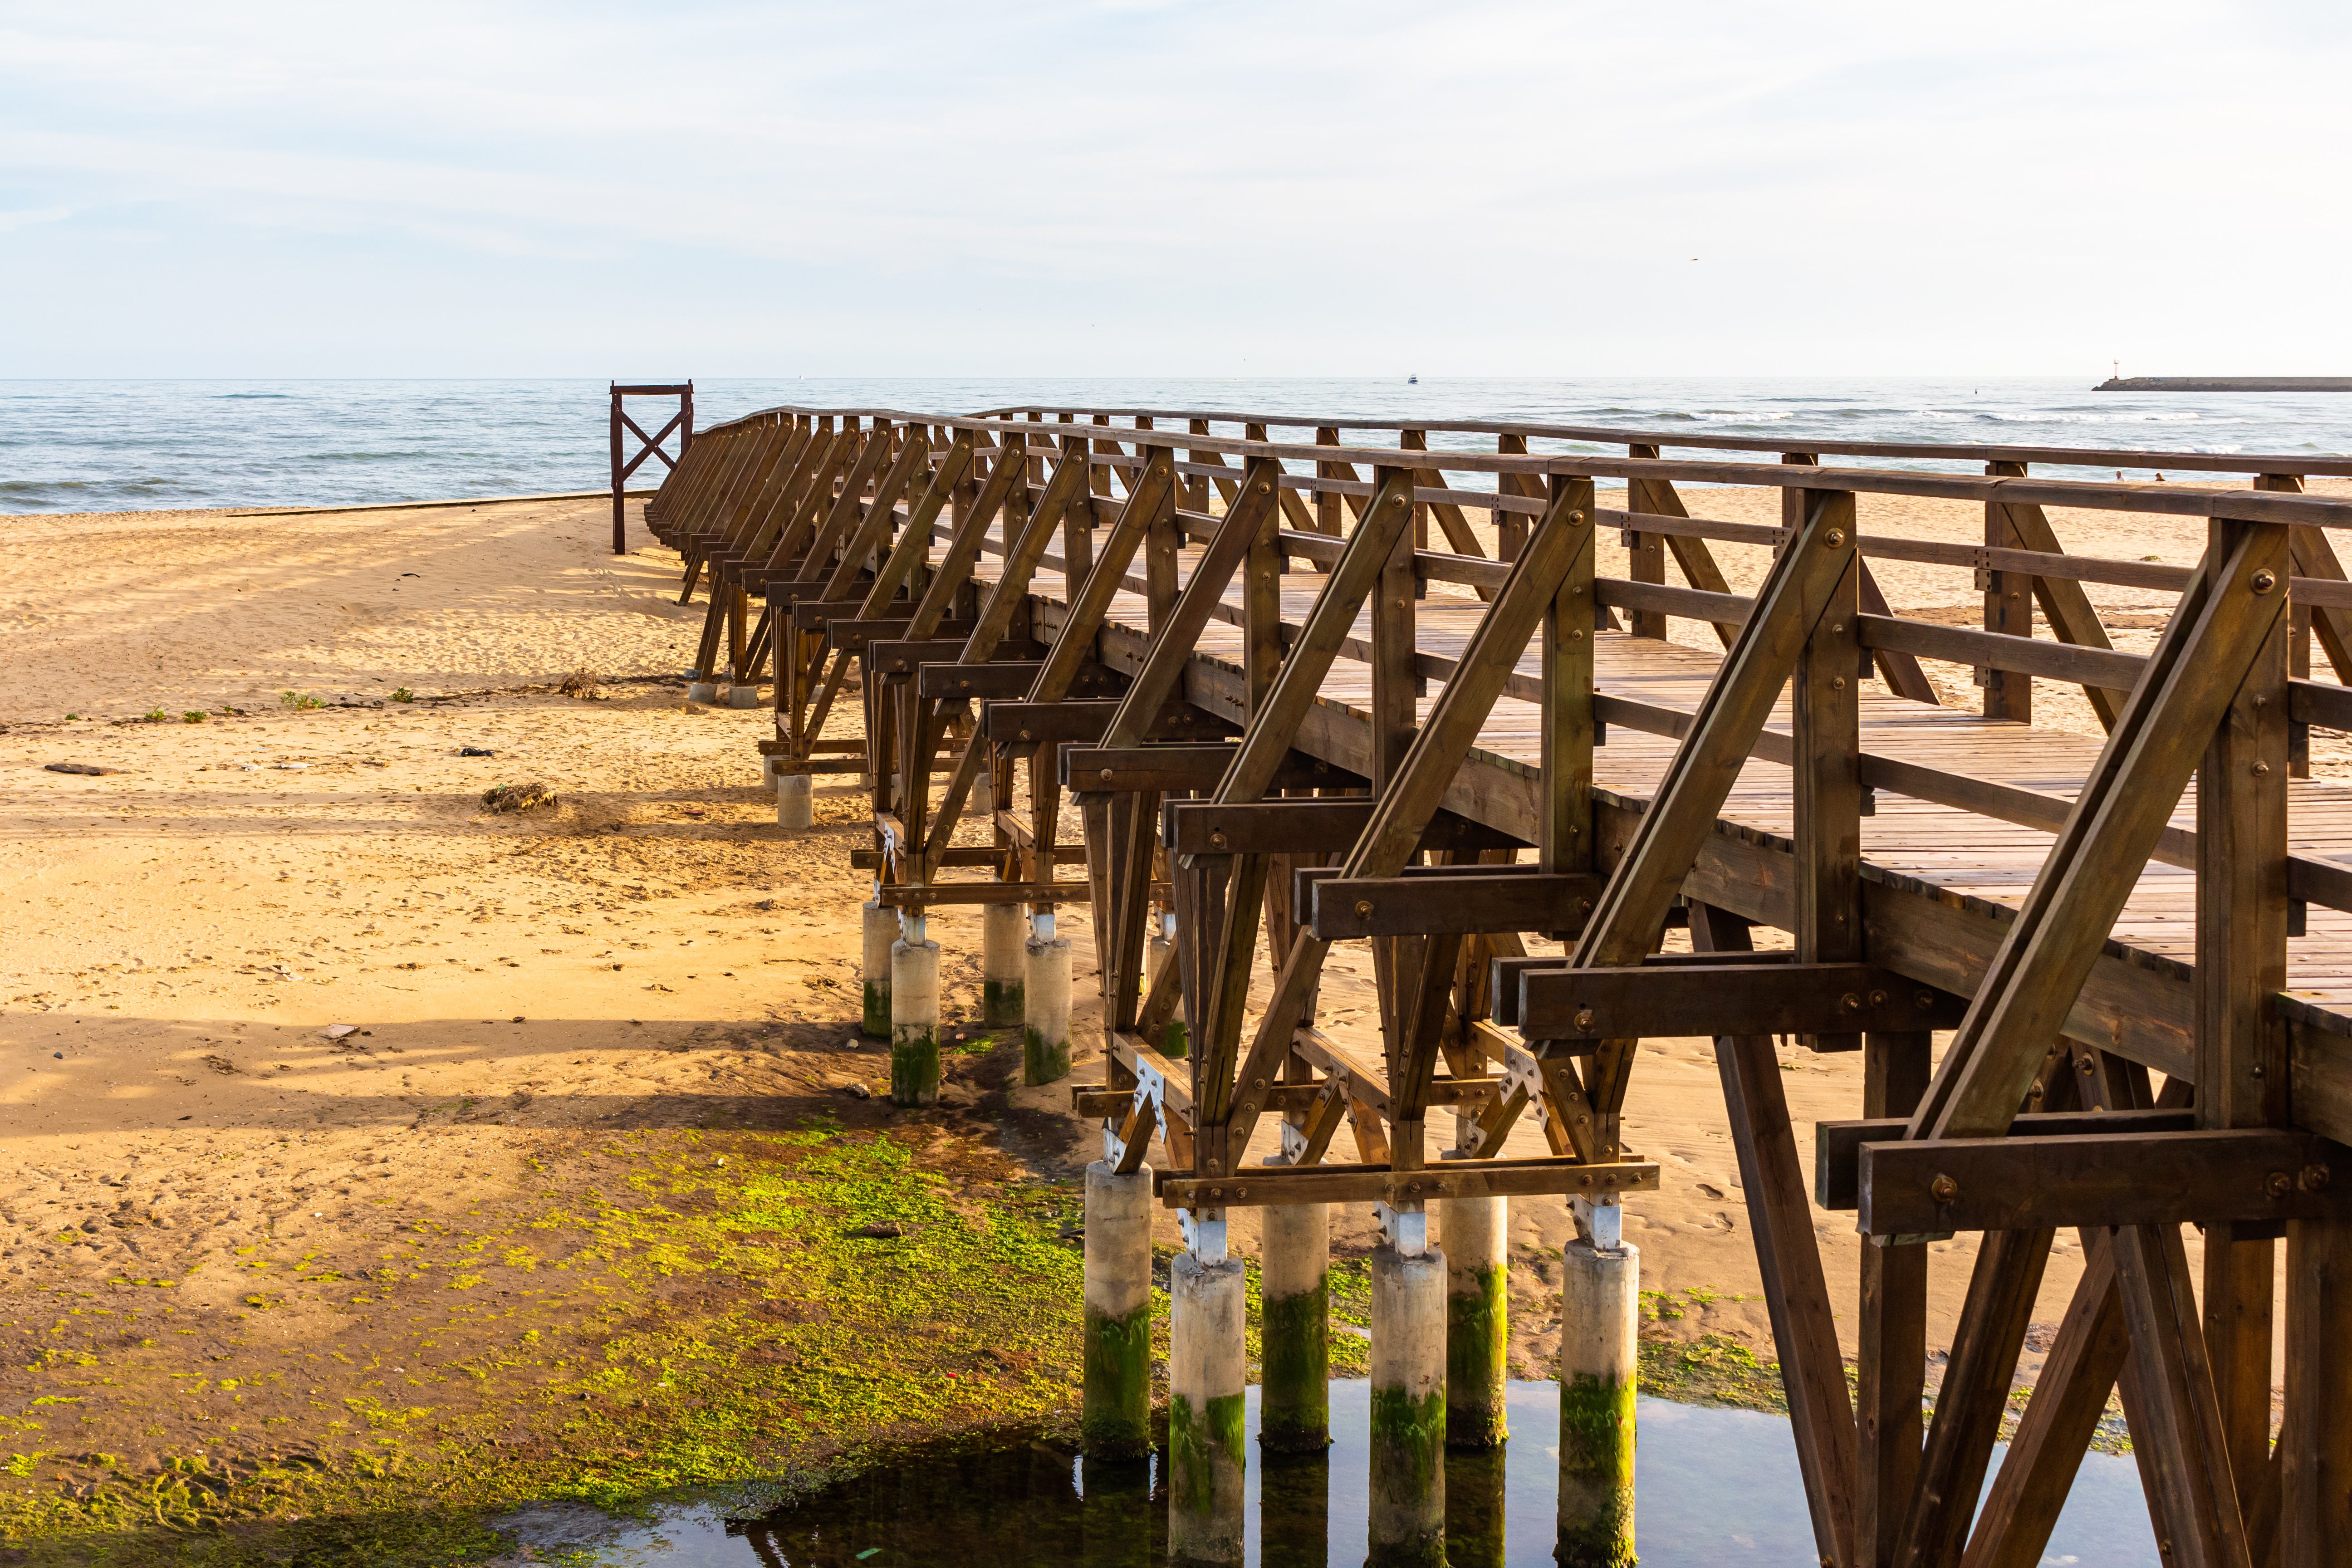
[638,402,2352,1568]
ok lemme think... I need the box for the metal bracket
[1375,1201,1429,1256]
[1181,1210,1228,1262]
[1572,1193,1625,1252]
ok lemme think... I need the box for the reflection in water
[495,1381,2160,1567]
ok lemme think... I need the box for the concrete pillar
[981,902,1025,1028]
[1557,1232,1639,1568]
[686,680,718,704]
[888,913,940,1107]
[1024,910,1072,1086]
[1441,1193,1509,1447]
[728,683,762,709]
[859,897,894,1039]
[1081,1161,1153,1459]
[1168,1244,1247,1565]
[1147,910,1187,1058]
[775,771,813,832]
[1258,1166,1330,1454]
[760,754,780,787]
[1368,1231,1448,1567]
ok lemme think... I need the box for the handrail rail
[684,398,2352,476]
[681,403,2352,524]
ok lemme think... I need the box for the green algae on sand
[0,1126,1097,1566]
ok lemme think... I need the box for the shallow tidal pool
[493,1380,2156,1567]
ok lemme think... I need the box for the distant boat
[1407,374,1418,384]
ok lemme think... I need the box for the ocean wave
[215,392,294,399]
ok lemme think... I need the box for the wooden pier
[637,401,2352,1567]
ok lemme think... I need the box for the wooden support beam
[1065,744,1355,795]
[1894,1225,2054,1568]
[1958,1229,2133,1568]
[1210,483,1599,1174]
[1690,902,1859,1568]
[1856,1129,2346,1235]
[1306,871,1607,940]
[2280,1216,2352,1565]
[1515,962,1961,1042]
[1096,458,1287,754]
[1166,799,1520,857]
[1155,1155,1661,1209]
[1814,1109,2197,1210]
[2111,1220,2255,1568]
[1914,518,2292,1141]
[1859,1030,1932,1568]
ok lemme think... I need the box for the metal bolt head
[2267,1170,2294,1199]
[1930,1174,1960,1203]
[1355,899,1374,917]
[2300,1163,2332,1193]
[1569,510,1586,524]
[1919,991,1936,1009]
[1842,992,1862,1010]
[1870,990,1887,1006]
[1258,481,1269,493]
[1098,767,1113,782]
[1575,1008,1596,1030]
[2252,568,2278,593]
[1209,831,1228,849]
[2253,761,2271,776]
[1826,529,1847,547]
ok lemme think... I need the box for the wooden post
[1983,461,2034,723]
[2196,512,2291,1516]
[2282,1217,2352,1565]
[1623,443,1667,638]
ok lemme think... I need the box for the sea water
[1,376,2346,514]
[489,1382,2157,1567]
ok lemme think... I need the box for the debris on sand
[481,781,559,813]
[45,762,122,775]
[558,667,603,700]
[460,746,496,757]
[324,1024,360,1039]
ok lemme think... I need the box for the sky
[1,0,2347,379]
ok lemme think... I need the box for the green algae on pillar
[860,897,894,1039]
[1368,1234,1448,1568]
[1557,1233,1638,1568]
[1148,913,1188,1058]
[1441,1193,1509,1448]
[1169,1244,1247,1564]
[981,902,1026,1028]
[1081,1161,1154,1457]
[1259,1178,1331,1454]
[888,917,940,1107]
[1441,1442,1509,1568]
[1024,912,1072,1086]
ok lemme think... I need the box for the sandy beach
[0,480,2320,1552]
